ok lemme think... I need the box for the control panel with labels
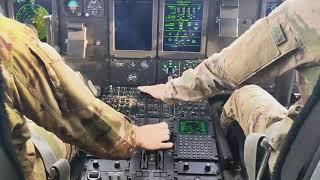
[80,86,222,180]
[175,118,217,160]
[6,0,285,179]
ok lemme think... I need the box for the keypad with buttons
[176,135,217,160]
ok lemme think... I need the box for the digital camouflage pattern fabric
[161,0,320,171]
[0,16,136,179]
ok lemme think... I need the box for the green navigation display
[163,0,204,52]
[14,0,52,42]
[179,119,208,135]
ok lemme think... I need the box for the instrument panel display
[14,0,52,41]
[179,119,208,135]
[65,0,81,15]
[84,0,105,17]
[163,0,204,52]
[114,0,153,51]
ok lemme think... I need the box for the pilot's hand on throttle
[138,84,166,101]
[134,122,173,150]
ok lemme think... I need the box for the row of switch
[92,160,121,169]
[183,162,212,171]
[134,171,167,177]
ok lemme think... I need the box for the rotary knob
[205,163,211,171]
[183,162,189,171]
[114,161,121,169]
[93,160,99,169]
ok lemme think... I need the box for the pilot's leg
[221,85,293,171]
[26,121,78,180]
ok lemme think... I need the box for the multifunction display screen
[114,0,153,51]
[163,0,204,52]
[179,119,208,135]
[14,0,52,41]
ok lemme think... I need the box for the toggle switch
[114,161,121,169]
[183,162,189,171]
[140,150,148,169]
[205,163,211,171]
[93,160,99,169]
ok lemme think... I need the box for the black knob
[114,161,121,169]
[93,160,99,169]
[183,162,189,171]
[205,163,211,171]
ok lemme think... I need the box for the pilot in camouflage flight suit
[0,0,320,178]
[0,14,173,180]
[139,0,320,173]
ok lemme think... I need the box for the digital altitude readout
[179,119,208,135]
[163,0,204,52]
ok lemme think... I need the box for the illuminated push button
[93,160,99,169]
[114,161,121,169]
[205,163,211,171]
[183,162,189,171]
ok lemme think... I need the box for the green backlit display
[14,0,52,42]
[179,119,208,135]
[163,0,204,52]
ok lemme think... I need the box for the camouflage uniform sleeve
[162,1,305,104]
[0,16,136,159]
[162,54,235,104]
[32,43,137,159]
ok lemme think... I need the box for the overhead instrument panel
[13,0,52,42]
[109,0,158,58]
[159,0,209,59]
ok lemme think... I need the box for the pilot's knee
[223,85,265,113]
[221,85,286,134]
[221,85,263,130]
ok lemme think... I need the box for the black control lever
[156,150,164,170]
[140,150,148,169]
[212,110,235,170]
